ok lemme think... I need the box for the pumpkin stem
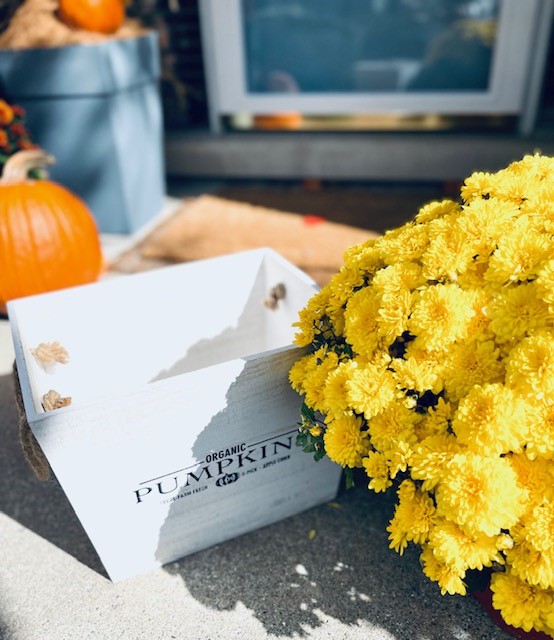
[1,149,55,183]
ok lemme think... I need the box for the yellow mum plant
[290,154,554,637]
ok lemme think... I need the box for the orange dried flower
[0,100,14,126]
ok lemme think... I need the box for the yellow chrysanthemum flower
[302,350,340,414]
[371,261,426,298]
[491,571,553,633]
[526,400,554,460]
[324,414,369,468]
[362,451,392,493]
[289,350,320,394]
[327,265,366,315]
[435,452,524,536]
[292,288,331,347]
[292,316,317,348]
[507,524,554,590]
[342,239,373,265]
[443,340,503,402]
[536,259,554,309]
[522,500,554,554]
[378,222,429,265]
[387,517,409,556]
[493,172,540,205]
[421,218,475,282]
[368,402,419,452]
[412,419,434,444]
[322,359,358,420]
[391,356,441,395]
[508,453,554,511]
[464,286,494,341]
[498,163,551,205]
[410,433,462,491]
[426,397,453,430]
[452,383,528,456]
[456,259,491,289]
[460,170,496,202]
[399,342,447,394]
[413,398,453,441]
[289,153,554,635]
[485,217,552,285]
[458,198,519,259]
[385,440,414,479]
[302,287,331,318]
[346,362,398,420]
[542,604,554,638]
[520,189,554,234]
[488,283,551,344]
[505,331,554,401]
[511,153,554,179]
[428,518,506,571]
[415,199,461,224]
[327,306,346,338]
[344,287,382,358]
[343,241,384,277]
[387,480,436,553]
[377,291,412,344]
[408,284,475,351]
[420,545,467,596]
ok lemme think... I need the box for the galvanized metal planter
[0,32,165,234]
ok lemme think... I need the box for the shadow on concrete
[0,616,9,640]
[163,481,505,639]
[0,372,107,579]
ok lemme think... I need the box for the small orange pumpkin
[253,113,303,130]
[58,0,125,34]
[0,149,104,314]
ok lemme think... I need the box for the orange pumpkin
[0,150,104,314]
[58,0,125,34]
[253,113,303,130]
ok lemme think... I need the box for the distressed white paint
[8,249,342,582]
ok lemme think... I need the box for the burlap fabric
[12,363,51,481]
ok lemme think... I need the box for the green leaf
[313,448,327,462]
[344,467,355,489]
[301,402,316,422]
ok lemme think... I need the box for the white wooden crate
[8,249,341,581]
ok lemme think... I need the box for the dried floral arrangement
[0,99,36,170]
[290,154,554,636]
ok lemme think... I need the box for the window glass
[242,0,499,93]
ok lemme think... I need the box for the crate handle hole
[263,283,286,310]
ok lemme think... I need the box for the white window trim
[199,0,547,131]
